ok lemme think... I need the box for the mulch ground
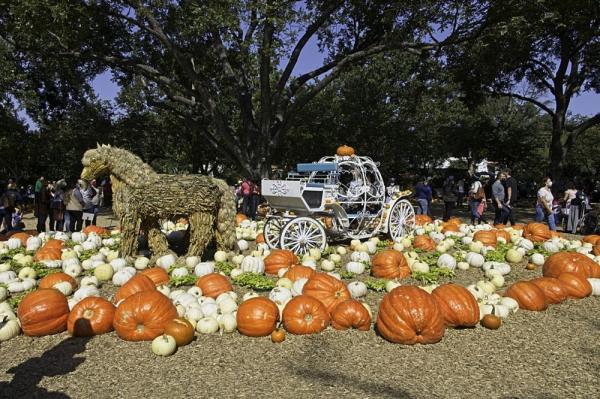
[1,205,599,398]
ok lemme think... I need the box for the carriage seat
[296,162,338,172]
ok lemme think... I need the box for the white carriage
[261,148,415,254]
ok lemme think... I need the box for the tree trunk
[548,113,569,182]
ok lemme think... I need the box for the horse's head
[81,144,111,180]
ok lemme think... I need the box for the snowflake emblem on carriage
[270,181,289,196]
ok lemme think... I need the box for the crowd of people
[0,176,112,234]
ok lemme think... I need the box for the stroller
[561,193,594,234]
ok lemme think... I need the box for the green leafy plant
[215,261,236,276]
[412,267,455,284]
[339,270,356,279]
[30,262,61,278]
[169,275,198,287]
[364,277,387,292]
[232,273,275,291]
[7,290,34,308]
[485,243,510,262]
[78,249,98,261]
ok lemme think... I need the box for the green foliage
[7,290,34,309]
[364,278,387,292]
[412,267,455,284]
[214,261,236,276]
[484,242,511,262]
[232,273,275,291]
[339,270,356,280]
[169,275,198,287]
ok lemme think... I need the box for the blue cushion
[296,162,338,172]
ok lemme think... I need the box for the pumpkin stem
[304,313,313,322]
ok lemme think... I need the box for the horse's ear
[97,143,101,149]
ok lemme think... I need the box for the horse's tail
[212,178,237,250]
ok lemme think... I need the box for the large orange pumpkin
[330,299,371,331]
[67,297,115,336]
[39,272,77,290]
[530,277,568,304]
[264,249,298,275]
[504,281,548,311]
[42,239,65,250]
[113,291,178,341]
[494,229,511,243]
[557,272,592,299]
[11,232,31,246]
[542,252,596,278]
[415,214,432,226]
[34,247,62,261]
[431,284,479,328]
[113,273,156,304]
[371,250,410,279]
[140,267,170,285]
[284,265,316,281]
[236,297,280,337]
[413,235,436,252]
[441,223,460,233]
[582,235,600,245]
[18,289,70,336]
[593,244,600,257]
[195,273,233,298]
[302,273,351,313]
[235,213,248,225]
[523,222,552,242]
[376,286,446,345]
[282,295,330,335]
[164,317,195,346]
[473,230,498,247]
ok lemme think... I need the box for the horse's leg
[214,181,237,251]
[187,211,215,258]
[120,211,140,258]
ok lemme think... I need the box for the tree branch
[572,112,600,135]
[488,89,555,116]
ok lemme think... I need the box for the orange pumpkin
[523,222,552,242]
[282,295,330,335]
[264,249,298,275]
[511,224,525,231]
[504,281,548,311]
[18,289,70,336]
[256,233,265,244]
[34,247,62,261]
[83,225,109,235]
[376,286,446,345]
[236,297,280,337]
[164,317,195,346]
[39,272,77,290]
[371,249,410,279]
[494,229,511,243]
[113,273,156,304]
[235,213,248,225]
[431,284,479,328]
[593,244,600,257]
[542,252,596,278]
[195,273,233,298]
[441,223,460,233]
[302,273,351,313]
[42,239,65,250]
[473,230,498,247]
[140,267,170,285]
[284,265,316,281]
[530,277,568,304]
[11,232,31,246]
[557,272,592,299]
[582,235,600,245]
[336,144,355,156]
[67,297,115,336]
[415,214,432,226]
[413,235,436,252]
[330,299,371,331]
[113,291,178,341]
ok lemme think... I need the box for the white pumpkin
[94,263,114,281]
[134,257,150,270]
[437,254,456,271]
[476,280,496,295]
[392,242,404,252]
[465,252,485,268]
[588,278,600,296]
[543,241,560,253]
[187,286,202,298]
[291,278,308,296]
[499,297,519,313]
[411,261,429,273]
[112,269,134,286]
[185,256,201,268]
[320,259,336,272]
[185,306,204,322]
[0,286,7,302]
[18,267,37,280]
[230,268,244,279]
[152,334,177,356]
[240,256,265,274]
[237,239,249,252]
[345,261,366,275]
[214,250,228,262]
[26,236,42,251]
[109,258,128,272]
[232,254,244,265]
[80,276,99,287]
[530,253,545,266]
[200,301,218,318]
[218,313,237,333]
[326,271,341,280]
[489,274,505,288]
[482,261,511,276]
[347,281,367,298]
[52,281,74,296]
[6,238,21,250]
[170,267,188,278]
[196,317,219,334]
[386,280,402,292]
[276,278,293,290]
[329,254,342,264]
[242,291,259,301]
[73,285,100,301]
[350,251,371,264]
[0,271,17,284]
[64,262,83,278]
[301,258,317,269]
[517,238,534,251]
[218,297,238,314]
[456,261,470,271]
[0,317,21,342]
[0,262,11,272]
[505,249,523,264]
[467,284,486,300]
[156,254,177,270]
[336,246,348,255]
[194,262,215,277]
[469,241,484,253]
[308,248,322,261]
[269,287,293,305]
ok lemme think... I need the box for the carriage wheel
[280,217,327,255]
[263,217,286,249]
[388,199,416,240]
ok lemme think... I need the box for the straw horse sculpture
[80,145,236,258]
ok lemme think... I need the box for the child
[11,208,23,231]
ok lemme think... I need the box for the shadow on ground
[0,336,90,399]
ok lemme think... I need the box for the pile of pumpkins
[1,217,600,355]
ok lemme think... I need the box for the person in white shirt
[535,177,556,231]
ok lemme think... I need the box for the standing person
[249,179,261,220]
[66,180,86,232]
[81,180,97,227]
[89,179,101,225]
[240,178,253,217]
[50,180,66,231]
[414,177,432,215]
[492,172,509,225]
[386,178,400,202]
[504,168,518,226]
[0,183,18,234]
[565,183,585,234]
[468,176,487,225]
[535,177,556,231]
[36,180,51,233]
[442,176,457,221]
[456,177,465,208]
